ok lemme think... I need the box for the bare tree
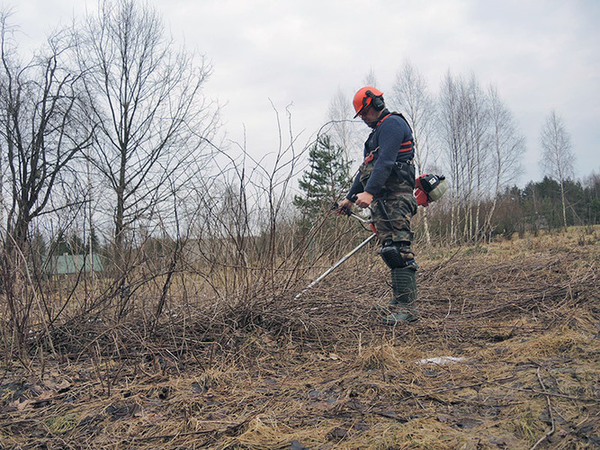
[325,88,362,171]
[462,75,490,240]
[390,62,436,175]
[390,62,436,244]
[0,14,92,252]
[438,72,492,242]
[0,12,93,347]
[438,71,466,242]
[73,0,217,258]
[540,110,575,229]
[362,69,378,88]
[485,86,524,236]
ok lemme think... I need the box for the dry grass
[1,227,599,448]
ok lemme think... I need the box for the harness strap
[363,140,413,164]
[398,140,413,153]
[362,112,414,163]
[376,113,392,127]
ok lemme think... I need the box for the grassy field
[1,227,599,449]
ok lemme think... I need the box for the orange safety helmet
[353,86,385,118]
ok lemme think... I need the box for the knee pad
[380,240,415,269]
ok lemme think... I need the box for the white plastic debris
[416,356,468,365]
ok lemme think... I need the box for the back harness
[362,113,414,165]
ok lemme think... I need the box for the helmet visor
[353,102,369,118]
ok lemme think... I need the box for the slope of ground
[1,228,599,449]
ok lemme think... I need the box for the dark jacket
[347,110,415,200]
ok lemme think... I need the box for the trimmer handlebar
[332,200,370,224]
[295,198,378,299]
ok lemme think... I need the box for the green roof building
[47,254,104,275]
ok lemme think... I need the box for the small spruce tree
[293,135,352,220]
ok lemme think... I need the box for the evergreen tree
[583,173,600,224]
[523,177,562,229]
[294,135,352,220]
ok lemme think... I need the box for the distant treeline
[422,174,600,241]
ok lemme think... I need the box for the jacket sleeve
[346,172,363,200]
[364,117,413,196]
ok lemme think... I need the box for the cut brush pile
[1,228,599,449]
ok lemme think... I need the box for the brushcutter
[294,202,376,300]
[293,172,449,300]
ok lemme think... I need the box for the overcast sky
[11,0,600,185]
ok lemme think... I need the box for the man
[337,86,418,325]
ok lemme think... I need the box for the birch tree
[438,72,465,242]
[390,62,436,244]
[462,75,490,240]
[326,88,361,166]
[362,69,378,88]
[391,62,435,176]
[438,72,493,241]
[539,110,574,229]
[485,86,524,236]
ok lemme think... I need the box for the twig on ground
[530,367,556,450]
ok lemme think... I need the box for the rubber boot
[384,264,418,325]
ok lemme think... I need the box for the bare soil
[1,229,599,449]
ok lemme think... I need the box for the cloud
[11,0,600,182]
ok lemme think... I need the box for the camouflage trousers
[371,192,418,245]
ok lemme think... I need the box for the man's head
[353,86,385,119]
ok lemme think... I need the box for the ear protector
[364,90,385,112]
